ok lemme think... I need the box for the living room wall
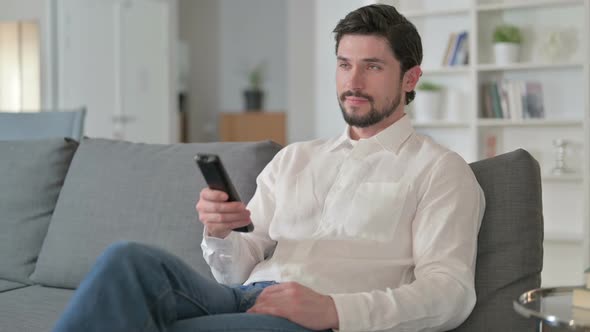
[178,0,287,142]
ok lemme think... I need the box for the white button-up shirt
[202,115,485,332]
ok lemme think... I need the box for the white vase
[493,42,520,65]
[413,90,442,123]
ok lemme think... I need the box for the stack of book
[442,31,469,66]
[572,268,590,324]
[480,80,544,120]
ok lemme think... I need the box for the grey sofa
[0,109,86,141]
[0,137,543,331]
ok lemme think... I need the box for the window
[0,21,40,112]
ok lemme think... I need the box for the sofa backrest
[31,138,282,289]
[0,109,86,141]
[451,149,543,331]
[0,139,78,284]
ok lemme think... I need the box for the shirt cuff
[201,227,238,251]
[329,293,372,332]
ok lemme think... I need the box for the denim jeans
[52,241,328,332]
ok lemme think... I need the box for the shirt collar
[327,114,415,154]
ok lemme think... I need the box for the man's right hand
[196,188,252,239]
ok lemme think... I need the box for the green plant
[248,62,266,91]
[417,81,442,91]
[493,24,522,44]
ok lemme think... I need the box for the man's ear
[403,66,422,92]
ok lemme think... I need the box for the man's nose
[347,67,365,90]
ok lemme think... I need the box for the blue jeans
[52,241,329,332]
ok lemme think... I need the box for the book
[524,81,545,118]
[573,287,590,310]
[499,80,511,119]
[453,32,469,65]
[480,83,493,118]
[490,82,503,118]
[441,31,468,66]
[442,33,457,66]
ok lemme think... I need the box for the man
[53,4,484,332]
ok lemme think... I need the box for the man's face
[336,34,404,128]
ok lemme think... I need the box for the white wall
[314,0,364,139]
[286,0,315,143]
[218,0,286,112]
[178,0,220,141]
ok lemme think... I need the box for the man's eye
[339,63,350,69]
[368,64,381,70]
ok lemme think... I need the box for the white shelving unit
[375,0,590,287]
[477,119,584,127]
[413,121,470,128]
[476,62,585,72]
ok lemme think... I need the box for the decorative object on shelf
[539,27,578,63]
[572,267,590,310]
[413,81,443,123]
[551,139,574,175]
[243,61,266,111]
[484,133,498,158]
[493,24,522,65]
[540,30,564,62]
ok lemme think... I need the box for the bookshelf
[372,0,590,287]
[476,62,585,72]
[477,119,584,127]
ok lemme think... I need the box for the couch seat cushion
[31,138,281,288]
[0,139,78,284]
[0,285,74,332]
[0,280,26,293]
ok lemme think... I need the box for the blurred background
[0,0,355,145]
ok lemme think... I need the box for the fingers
[196,188,252,237]
[252,283,296,311]
[200,188,228,202]
[197,188,248,213]
[206,221,248,235]
[199,211,251,225]
[247,290,286,317]
[247,304,283,317]
[197,200,247,214]
[257,283,291,297]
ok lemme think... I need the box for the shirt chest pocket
[343,182,410,241]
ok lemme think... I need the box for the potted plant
[413,81,443,122]
[493,24,522,65]
[243,62,266,111]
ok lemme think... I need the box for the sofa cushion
[0,139,78,284]
[451,149,543,331]
[0,285,74,332]
[0,280,26,293]
[31,138,282,289]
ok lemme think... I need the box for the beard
[338,89,402,128]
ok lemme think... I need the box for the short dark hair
[333,4,423,105]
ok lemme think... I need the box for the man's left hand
[247,282,339,330]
